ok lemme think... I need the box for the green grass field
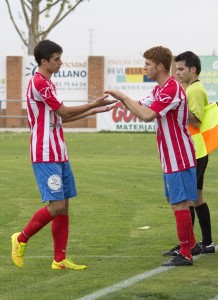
[0,132,218,300]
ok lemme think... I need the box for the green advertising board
[200,56,218,103]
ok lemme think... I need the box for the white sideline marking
[76,266,174,300]
[76,245,218,300]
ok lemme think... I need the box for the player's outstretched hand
[91,103,116,115]
[94,95,117,107]
[104,90,127,102]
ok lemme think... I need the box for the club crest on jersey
[48,175,62,191]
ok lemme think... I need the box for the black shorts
[196,155,208,190]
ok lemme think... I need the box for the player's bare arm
[62,104,116,123]
[105,90,157,122]
[188,111,201,129]
[56,95,116,121]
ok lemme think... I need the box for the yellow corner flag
[188,103,218,159]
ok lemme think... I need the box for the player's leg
[194,155,215,253]
[188,200,195,226]
[51,199,69,262]
[162,168,202,266]
[11,162,66,267]
[51,162,86,270]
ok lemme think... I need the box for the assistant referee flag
[188,103,218,159]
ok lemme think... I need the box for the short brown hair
[143,46,172,71]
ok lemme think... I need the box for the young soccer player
[163,51,215,257]
[105,46,202,266]
[11,40,116,269]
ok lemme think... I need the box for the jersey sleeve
[149,80,182,117]
[32,76,63,111]
[139,91,154,107]
[186,85,205,122]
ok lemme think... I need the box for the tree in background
[4,0,88,55]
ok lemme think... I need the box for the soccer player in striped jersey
[105,46,202,266]
[11,40,116,269]
[164,51,215,255]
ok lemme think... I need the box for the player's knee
[48,200,66,216]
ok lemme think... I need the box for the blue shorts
[163,167,197,205]
[32,162,77,203]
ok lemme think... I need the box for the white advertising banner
[23,56,88,108]
[97,56,156,132]
[0,56,6,109]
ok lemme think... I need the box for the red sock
[174,209,194,259]
[51,215,69,262]
[18,207,54,243]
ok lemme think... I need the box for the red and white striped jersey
[26,72,68,162]
[139,77,196,174]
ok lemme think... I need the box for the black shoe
[199,242,215,254]
[162,254,193,266]
[191,243,203,256]
[162,245,180,257]
[163,242,203,257]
